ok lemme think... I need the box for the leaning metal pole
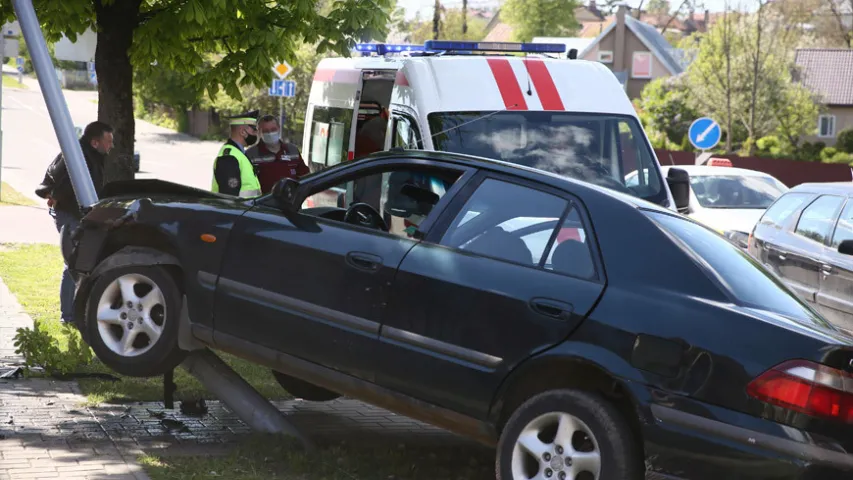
[180,349,314,450]
[11,0,98,208]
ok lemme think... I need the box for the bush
[794,141,825,162]
[822,151,853,165]
[13,320,93,376]
[837,128,853,154]
[820,147,839,162]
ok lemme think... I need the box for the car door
[375,173,606,417]
[816,196,853,335]
[775,194,845,305]
[213,159,474,381]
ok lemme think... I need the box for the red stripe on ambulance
[486,59,528,111]
[395,70,410,86]
[524,59,564,111]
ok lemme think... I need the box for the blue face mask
[262,132,281,146]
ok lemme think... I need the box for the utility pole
[433,0,441,40]
[0,31,5,199]
[12,0,98,208]
[462,0,468,36]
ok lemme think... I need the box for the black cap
[226,109,259,126]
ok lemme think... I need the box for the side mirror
[839,239,853,256]
[666,168,690,214]
[272,177,300,214]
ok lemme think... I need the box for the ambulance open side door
[344,69,397,207]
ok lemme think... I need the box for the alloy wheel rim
[96,273,166,357]
[511,411,601,480]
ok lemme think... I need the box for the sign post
[15,56,23,83]
[270,60,294,134]
[688,117,721,165]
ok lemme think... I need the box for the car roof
[789,182,853,196]
[363,149,671,213]
[661,165,775,178]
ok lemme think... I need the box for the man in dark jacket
[35,121,114,324]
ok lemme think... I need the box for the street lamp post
[11,0,98,209]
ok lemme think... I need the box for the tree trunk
[94,0,142,184]
[462,0,468,36]
[747,2,763,156]
[724,8,733,153]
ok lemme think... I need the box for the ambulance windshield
[428,112,667,206]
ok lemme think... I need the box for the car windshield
[428,112,668,206]
[647,210,834,329]
[690,174,788,209]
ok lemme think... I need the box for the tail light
[747,360,853,423]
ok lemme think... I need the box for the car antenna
[402,108,516,150]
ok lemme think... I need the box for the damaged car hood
[100,179,230,201]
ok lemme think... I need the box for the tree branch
[139,0,188,23]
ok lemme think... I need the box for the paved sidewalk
[0,277,33,363]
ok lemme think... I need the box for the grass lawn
[0,243,287,404]
[2,75,27,89]
[0,182,37,206]
[140,434,494,480]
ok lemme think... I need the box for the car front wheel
[496,389,642,480]
[85,265,186,377]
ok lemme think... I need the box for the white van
[302,40,681,211]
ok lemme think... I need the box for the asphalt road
[0,71,222,204]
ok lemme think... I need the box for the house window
[818,115,836,138]
[598,50,613,63]
[632,51,652,79]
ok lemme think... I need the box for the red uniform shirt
[246,141,310,194]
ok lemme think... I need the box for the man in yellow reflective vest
[212,109,262,197]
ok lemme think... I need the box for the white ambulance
[302,40,680,211]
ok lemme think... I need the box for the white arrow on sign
[697,121,718,143]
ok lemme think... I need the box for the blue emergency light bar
[354,43,426,56]
[423,40,567,54]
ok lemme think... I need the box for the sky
[396,0,761,20]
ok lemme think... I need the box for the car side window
[392,115,422,149]
[830,198,853,248]
[540,207,596,279]
[794,195,845,244]
[302,167,461,239]
[440,178,582,270]
[760,193,811,228]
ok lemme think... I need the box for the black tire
[496,389,642,480]
[272,370,341,402]
[85,265,186,378]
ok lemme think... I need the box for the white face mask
[262,132,281,146]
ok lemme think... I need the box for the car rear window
[647,210,831,326]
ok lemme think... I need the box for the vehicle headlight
[723,230,749,249]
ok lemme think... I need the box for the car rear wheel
[496,389,642,480]
[272,370,341,402]
[85,266,186,377]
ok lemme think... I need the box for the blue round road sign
[688,117,721,150]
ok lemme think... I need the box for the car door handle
[530,298,574,321]
[777,251,787,261]
[346,252,382,272]
[821,264,833,274]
